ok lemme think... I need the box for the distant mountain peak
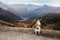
[43,5,48,6]
[42,5,48,7]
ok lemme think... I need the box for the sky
[0,0,60,7]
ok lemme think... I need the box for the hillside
[31,13,60,30]
[0,8,22,22]
[0,20,15,27]
[11,13,60,30]
[11,20,36,28]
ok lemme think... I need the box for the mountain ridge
[0,8,22,22]
[0,2,60,19]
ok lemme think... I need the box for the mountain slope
[1,2,60,19]
[8,4,39,18]
[0,20,15,27]
[0,2,18,16]
[0,8,22,22]
[30,5,60,16]
[32,13,60,23]
[9,5,60,18]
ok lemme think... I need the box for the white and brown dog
[35,20,41,35]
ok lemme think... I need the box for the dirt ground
[0,26,60,40]
[0,31,60,40]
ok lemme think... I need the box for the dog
[35,20,41,35]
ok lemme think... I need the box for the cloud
[0,0,55,3]
[0,0,60,6]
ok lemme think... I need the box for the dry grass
[41,29,60,38]
[0,26,60,38]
